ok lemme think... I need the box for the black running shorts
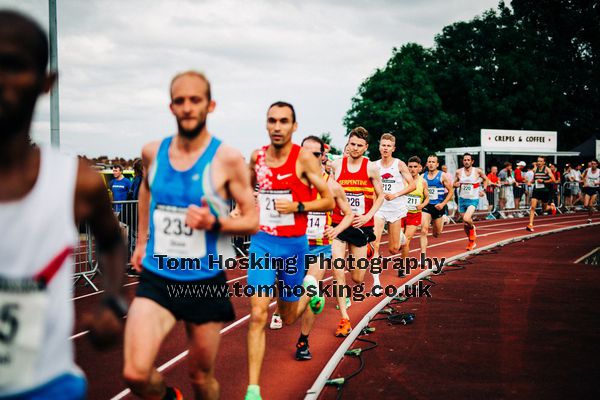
[422,203,447,220]
[333,225,375,247]
[136,269,235,324]
[532,189,550,203]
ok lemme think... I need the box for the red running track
[71,213,597,399]
[326,224,600,400]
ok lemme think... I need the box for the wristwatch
[297,202,305,213]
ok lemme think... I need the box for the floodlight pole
[49,0,60,148]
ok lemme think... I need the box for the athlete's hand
[353,214,369,228]
[275,199,296,214]
[384,193,397,201]
[82,307,124,351]
[416,204,425,211]
[435,203,444,210]
[229,208,241,218]
[479,191,485,197]
[130,244,145,273]
[186,202,217,230]
[325,225,339,240]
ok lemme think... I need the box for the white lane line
[573,246,600,264]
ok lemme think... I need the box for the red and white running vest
[254,144,312,237]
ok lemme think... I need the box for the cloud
[2,0,500,158]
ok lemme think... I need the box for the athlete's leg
[247,295,272,386]
[402,224,418,260]
[420,214,430,257]
[332,239,350,320]
[529,198,538,227]
[186,321,223,400]
[348,243,368,284]
[373,216,386,257]
[298,256,327,337]
[123,298,177,399]
[433,215,445,237]
[387,218,402,255]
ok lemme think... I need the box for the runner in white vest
[0,11,127,398]
[372,133,414,283]
[582,159,599,223]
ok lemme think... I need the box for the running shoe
[335,297,352,310]
[366,242,375,259]
[466,241,477,251]
[526,224,534,232]
[269,313,282,330]
[335,318,352,337]
[165,387,184,400]
[244,386,262,400]
[550,204,557,216]
[588,219,592,224]
[468,226,477,241]
[400,230,407,246]
[295,341,312,361]
[303,275,325,314]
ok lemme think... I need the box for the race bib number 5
[346,193,365,215]
[258,190,294,227]
[153,205,206,258]
[0,278,47,388]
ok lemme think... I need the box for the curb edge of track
[304,220,600,400]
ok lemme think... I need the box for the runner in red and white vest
[246,102,334,400]
[372,133,415,284]
[0,11,126,398]
[330,126,384,337]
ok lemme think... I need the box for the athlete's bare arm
[436,172,454,209]
[418,179,430,210]
[274,148,334,214]
[398,160,416,197]
[582,169,588,186]
[546,167,557,183]
[249,150,258,189]
[75,159,127,348]
[325,179,353,240]
[353,161,383,228]
[454,169,462,188]
[478,168,489,191]
[186,144,258,235]
[331,157,342,180]
[130,141,160,271]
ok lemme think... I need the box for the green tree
[344,43,450,160]
[319,132,342,155]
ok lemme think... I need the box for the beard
[177,117,206,139]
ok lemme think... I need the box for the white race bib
[346,193,365,215]
[535,181,545,189]
[428,187,438,201]
[0,278,47,388]
[153,205,206,258]
[461,183,476,197]
[258,190,294,227]
[406,194,422,211]
[306,212,326,240]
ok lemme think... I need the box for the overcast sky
[2,0,500,159]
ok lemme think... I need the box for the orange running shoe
[526,224,534,232]
[335,318,352,337]
[468,226,477,242]
[466,241,477,251]
[366,242,375,259]
[165,387,184,400]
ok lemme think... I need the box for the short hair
[408,156,421,164]
[504,162,512,168]
[379,133,395,144]
[301,135,324,152]
[0,11,49,75]
[170,70,211,101]
[112,164,123,171]
[349,126,369,143]
[463,152,473,160]
[537,155,546,161]
[427,154,438,162]
[268,101,296,123]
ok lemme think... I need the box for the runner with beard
[124,71,258,399]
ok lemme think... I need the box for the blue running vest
[142,136,234,281]
[424,171,444,205]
